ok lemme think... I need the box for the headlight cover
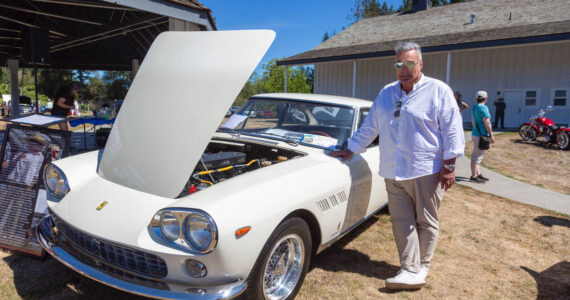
[151,208,218,254]
[43,164,70,199]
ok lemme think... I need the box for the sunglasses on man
[394,61,420,70]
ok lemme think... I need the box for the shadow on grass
[521,261,570,300]
[3,252,147,299]
[533,216,570,228]
[310,207,401,282]
[512,139,560,151]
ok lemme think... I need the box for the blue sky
[201,0,402,75]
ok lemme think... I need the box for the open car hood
[98,30,275,198]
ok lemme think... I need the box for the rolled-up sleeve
[347,94,382,154]
[438,86,465,159]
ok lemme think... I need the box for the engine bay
[178,138,305,197]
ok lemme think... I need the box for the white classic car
[37,30,386,299]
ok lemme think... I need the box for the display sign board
[0,124,71,256]
[9,114,66,127]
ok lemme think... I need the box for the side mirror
[546,105,553,111]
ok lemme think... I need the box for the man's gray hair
[395,41,422,61]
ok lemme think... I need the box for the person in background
[46,99,53,114]
[493,96,506,129]
[470,91,495,183]
[51,82,82,130]
[454,91,469,112]
[328,41,465,290]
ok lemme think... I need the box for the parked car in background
[262,110,273,118]
[37,30,386,300]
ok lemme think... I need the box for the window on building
[554,90,567,106]
[525,91,537,106]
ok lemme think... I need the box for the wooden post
[8,59,19,117]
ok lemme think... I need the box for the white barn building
[279,0,570,128]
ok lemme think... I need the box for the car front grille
[52,215,168,279]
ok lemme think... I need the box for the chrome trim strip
[37,215,247,300]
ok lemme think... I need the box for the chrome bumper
[36,215,247,300]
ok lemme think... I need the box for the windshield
[219,98,355,149]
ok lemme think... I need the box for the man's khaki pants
[385,173,444,274]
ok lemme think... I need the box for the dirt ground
[0,130,568,299]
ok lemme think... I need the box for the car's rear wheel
[246,217,311,300]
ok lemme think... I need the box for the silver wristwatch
[443,164,455,172]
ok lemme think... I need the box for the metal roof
[0,0,216,70]
[278,0,570,66]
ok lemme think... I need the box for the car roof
[250,93,373,108]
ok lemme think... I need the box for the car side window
[359,108,379,147]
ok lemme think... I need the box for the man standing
[328,41,465,290]
[493,96,506,129]
[471,91,495,183]
[454,91,469,112]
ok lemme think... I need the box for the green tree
[322,32,330,42]
[348,0,397,23]
[349,0,382,23]
[261,59,311,94]
[234,79,264,107]
[87,73,106,102]
[38,69,74,98]
[397,0,413,12]
[431,0,448,6]
[103,71,132,101]
[303,66,314,93]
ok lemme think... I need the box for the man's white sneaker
[385,269,426,290]
[419,266,429,281]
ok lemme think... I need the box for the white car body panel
[99,30,275,198]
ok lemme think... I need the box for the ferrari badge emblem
[96,201,108,211]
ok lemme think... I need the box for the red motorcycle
[518,106,570,150]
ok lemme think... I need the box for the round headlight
[160,212,180,241]
[44,164,69,198]
[185,213,214,252]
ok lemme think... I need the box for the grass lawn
[464,132,570,195]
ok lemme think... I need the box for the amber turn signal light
[235,226,251,239]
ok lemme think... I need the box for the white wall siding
[314,61,354,97]
[313,41,570,126]
[449,41,570,126]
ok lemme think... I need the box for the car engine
[178,139,304,197]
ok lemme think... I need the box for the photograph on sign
[0,124,71,256]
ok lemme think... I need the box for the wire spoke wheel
[556,131,570,150]
[262,234,304,300]
[519,124,537,141]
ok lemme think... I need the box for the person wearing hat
[470,91,495,183]
[2,134,47,186]
[454,91,469,112]
[493,96,506,129]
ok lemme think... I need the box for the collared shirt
[347,74,465,181]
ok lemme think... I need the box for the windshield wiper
[217,127,241,138]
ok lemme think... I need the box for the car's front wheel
[246,217,312,300]
[519,124,537,141]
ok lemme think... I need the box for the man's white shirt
[348,74,465,181]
